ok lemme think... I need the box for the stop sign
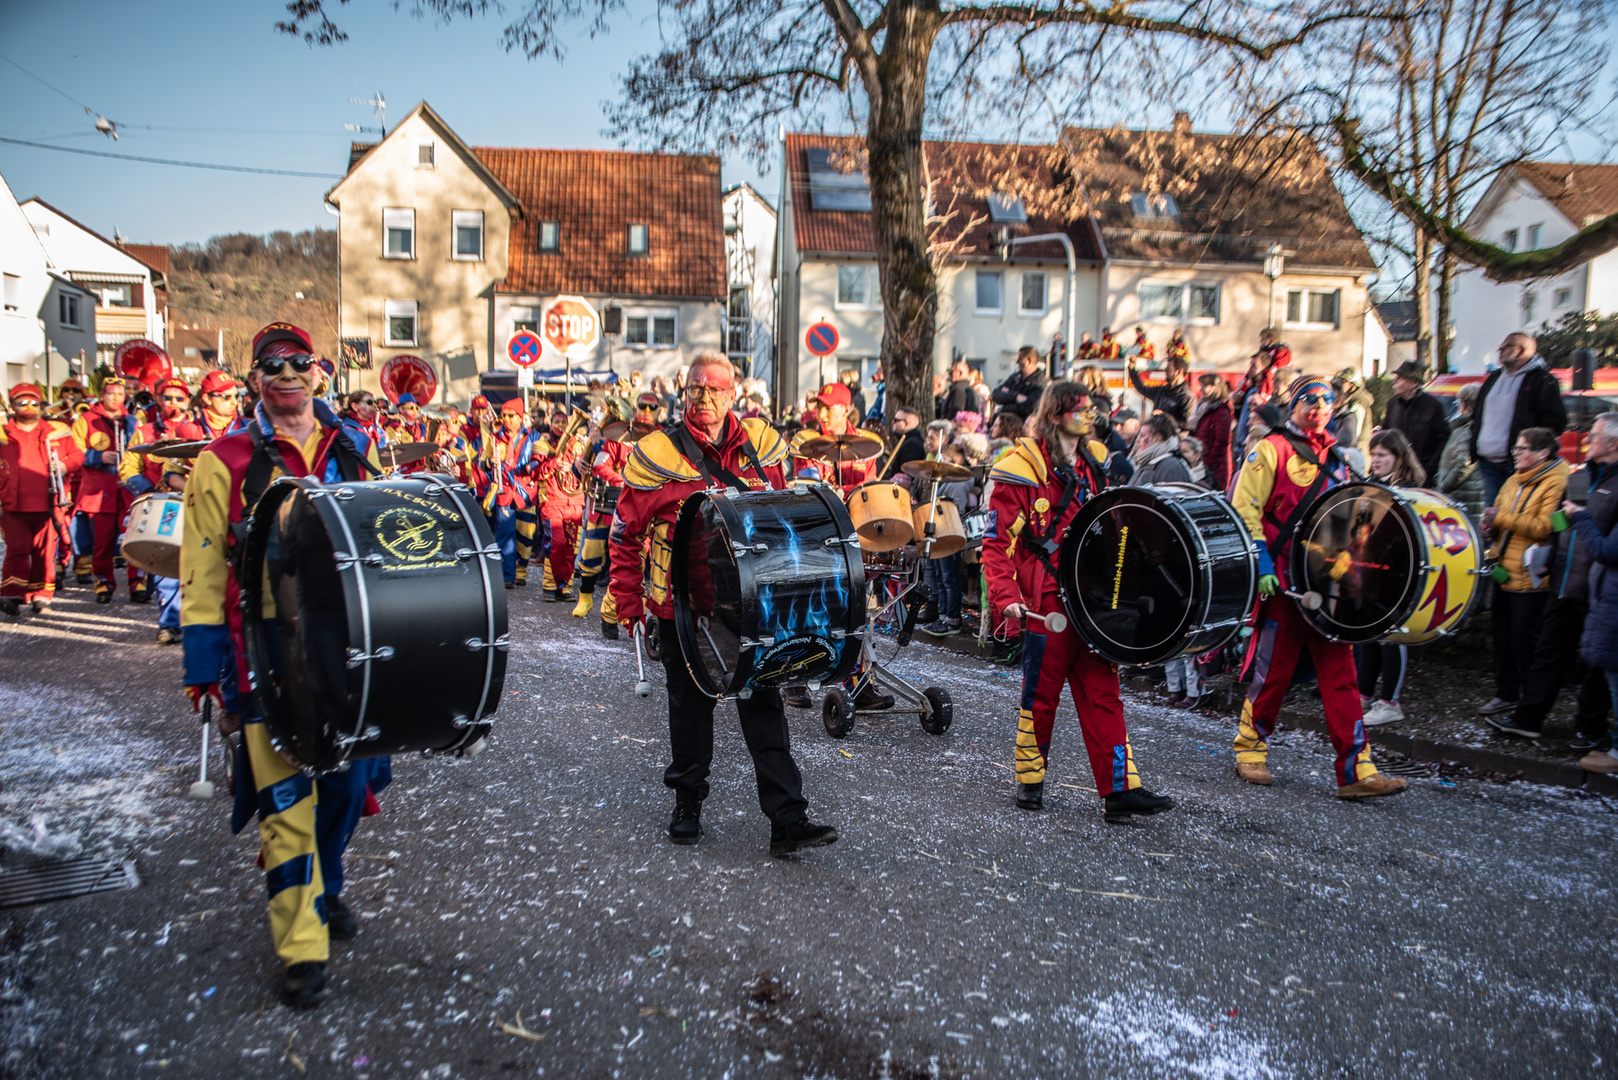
[543,295,601,359]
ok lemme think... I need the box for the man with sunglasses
[72,376,146,603]
[1230,376,1407,799]
[196,370,248,441]
[120,377,204,643]
[180,322,389,1009]
[0,383,83,616]
[610,353,838,856]
[384,393,432,476]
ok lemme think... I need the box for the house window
[383,208,415,259]
[624,310,677,348]
[416,139,436,169]
[1527,224,1543,249]
[727,285,751,355]
[100,284,133,307]
[513,319,537,332]
[1502,228,1519,252]
[384,299,418,346]
[653,315,676,346]
[58,292,80,329]
[1285,288,1340,329]
[538,221,560,252]
[836,264,875,307]
[2,273,18,314]
[975,270,1003,314]
[1130,192,1179,220]
[1139,282,1183,320]
[183,347,199,357]
[1555,287,1574,308]
[1522,291,1539,325]
[988,194,1028,223]
[1020,272,1047,314]
[628,223,649,256]
[452,210,484,261]
[1189,284,1221,321]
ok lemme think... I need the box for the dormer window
[628,223,650,256]
[416,139,436,169]
[539,221,561,252]
[988,194,1027,223]
[1130,191,1179,221]
[805,147,872,212]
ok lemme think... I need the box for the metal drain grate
[0,857,140,909]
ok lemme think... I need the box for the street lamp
[1263,244,1285,330]
[998,227,1078,379]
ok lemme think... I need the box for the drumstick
[632,624,653,699]
[1024,611,1068,633]
[1285,589,1324,611]
[189,697,215,799]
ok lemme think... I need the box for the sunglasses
[1295,392,1336,407]
[255,353,317,375]
[161,395,190,403]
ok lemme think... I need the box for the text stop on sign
[543,295,602,358]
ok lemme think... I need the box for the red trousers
[545,512,581,592]
[89,506,142,594]
[1,511,58,601]
[1236,595,1376,786]
[1015,622,1141,797]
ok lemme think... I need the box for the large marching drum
[1288,483,1482,644]
[1059,483,1257,666]
[240,474,508,772]
[671,486,866,700]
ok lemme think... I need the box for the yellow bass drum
[1288,483,1481,644]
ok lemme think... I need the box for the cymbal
[799,433,883,462]
[379,441,439,466]
[902,460,973,482]
[600,420,631,442]
[132,440,212,460]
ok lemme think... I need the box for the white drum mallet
[632,623,654,699]
[1025,610,1068,633]
[1285,589,1324,610]
[189,696,216,800]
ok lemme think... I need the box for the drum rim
[1289,481,1424,643]
[435,475,504,745]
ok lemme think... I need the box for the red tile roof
[118,242,170,278]
[783,133,1104,263]
[1515,162,1618,228]
[477,146,724,300]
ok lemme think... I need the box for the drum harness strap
[1028,441,1107,583]
[228,421,376,574]
[669,423,770,494]
[1262,428,1343,564]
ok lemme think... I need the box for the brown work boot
[1235,761,1272,786]
[1337,773,1409,799]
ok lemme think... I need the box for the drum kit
[120,440,212,579]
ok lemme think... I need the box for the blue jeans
[490,504,518,584]
[1478,457,1512,511]
[924,553,963,622]
[154,574,182,631]
[1604,670,1618,720]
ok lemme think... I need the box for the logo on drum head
[751,635,836,688]
[374,507,446,564]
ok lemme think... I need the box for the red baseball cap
[251,322,313,360]
[500,397,526,415]
[814,381,852,409]
[154,377,192,399]
[7,383,43,404]
[470,395,490,409]
[198,370,239,396]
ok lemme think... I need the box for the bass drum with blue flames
[671,485,867,700]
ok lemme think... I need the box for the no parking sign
[805,321,839,356]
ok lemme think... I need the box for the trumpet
[48,444,71,508]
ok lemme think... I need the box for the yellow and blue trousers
[1014,621,1141,797]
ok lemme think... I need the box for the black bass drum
[1059,483,1256,666]
[671,485,866,700]
[241,474,508,772]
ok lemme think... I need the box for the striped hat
[1289,376,1334,408]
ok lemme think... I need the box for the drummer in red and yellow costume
[476,397,542,588]
[1131,326,1155,362]
[609,352,838,856]
[120,377,205,643]
[194,370,248,440]
[536,411,589,601]
[1166,329,1190,365]
[572,396,641,635]
[788,382,883,492]
[1230,376,1406,798]
[180,322,389,1009]
[1095,327,1122,361]
[384,392,431,475]
[983,381,1176,822]
[0,384,82,616]
[72,375,145,603]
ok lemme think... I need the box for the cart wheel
[219,730,239,797]
[920,687,953,735]
[822,689,856,739]
[644,615,663,662]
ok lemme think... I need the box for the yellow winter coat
[1487,456,1569,593]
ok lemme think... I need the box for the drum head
[1060,488,1200,666]
[1291,483,1420,643]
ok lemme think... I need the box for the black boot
[1016,782,1044,811]
[782,686,813,709]
[668,794,702,845]
[0,598,19,618]
[325,895,357,941]
[280,961,328,1009]
[601,619,619,640]
[1103,788,1176,823]
[769,820,838,856]
[129,586,150,604]
[853,685,895,711]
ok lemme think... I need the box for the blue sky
[0,0,776,245]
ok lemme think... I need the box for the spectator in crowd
[924,419,954,460]
[1563,475,1618,773]
[1125,354,1194,429]
[1492,412,1618,743]
[1438,382,1485,519]
[939,360,976,420]
[1477,426,1569,719]
[953,411,983,437]
[1329,367,1374,475]
[865,367,885,426]
[932,374,948,417]
[1233,326,1292,449]
[1179,435,1206,484]
[881,406,927,480]
[1472,332,1568,508]
[955,431,991,467]
[920,443,974,637]
[991,346,1049,421]
[1075,364,1113,416]
[1107,407,1140,483]
[990,411,1024,443]
[1129,414,1194,486]
[970,368,992,415]
[1357,429,1427,727]
[1161,436,1207,710]
[1383,362,1449,483]
[1190,374,1233,492]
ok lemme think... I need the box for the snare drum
[122,492,184,578]
[962,509,988,550]
[587,477,621,517]
[240,475,507,772]
[912,497,966,558]
[671,486,866,700]
[1289,483,1482,644]
[846,481,913,552]
[1059,483,1257,666]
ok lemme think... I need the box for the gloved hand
[620,613,648,639]
[185,683,224,714]
[1258,575,1280,597]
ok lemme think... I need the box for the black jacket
[939,379,976,420]
[990,369,1048,420]
[1383,389,1449,484]
[1127,367,1195,429]
[1469,361,1567,461]
[1552,460,1618,600]
[881,429,927,480]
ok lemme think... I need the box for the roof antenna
[346,92,386,137]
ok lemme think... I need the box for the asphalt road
[1,585,1615,1079]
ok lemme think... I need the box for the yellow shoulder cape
[987,436,1107,486]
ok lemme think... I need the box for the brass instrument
[47,444,71,508]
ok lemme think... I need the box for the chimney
[1172,111,1192,136]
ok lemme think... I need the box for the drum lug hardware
[456,546,499,561]
[465,635,511,652]
[830,629,847,640]
[346,646,395,667]
[452,714,478,729]
[334,551,355,570]
[333,488,357,500]
[731,541,768,554]
[336,725,382,748]
[423,483,446,495]
[824,534,861,548]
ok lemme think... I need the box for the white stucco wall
[724,186,777,388]
[0,175,49,394]
[19,198,160,351]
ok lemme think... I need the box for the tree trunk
[867,6,941,422]
[1435,247,1455,374]
[1413,228,1433,368]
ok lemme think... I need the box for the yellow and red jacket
[1231,424,1350,580]
[0,419,81,513]
[71,404,141,514]
[609,416,786,622]
[120,413,205,494]
[982,436,1109,620]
